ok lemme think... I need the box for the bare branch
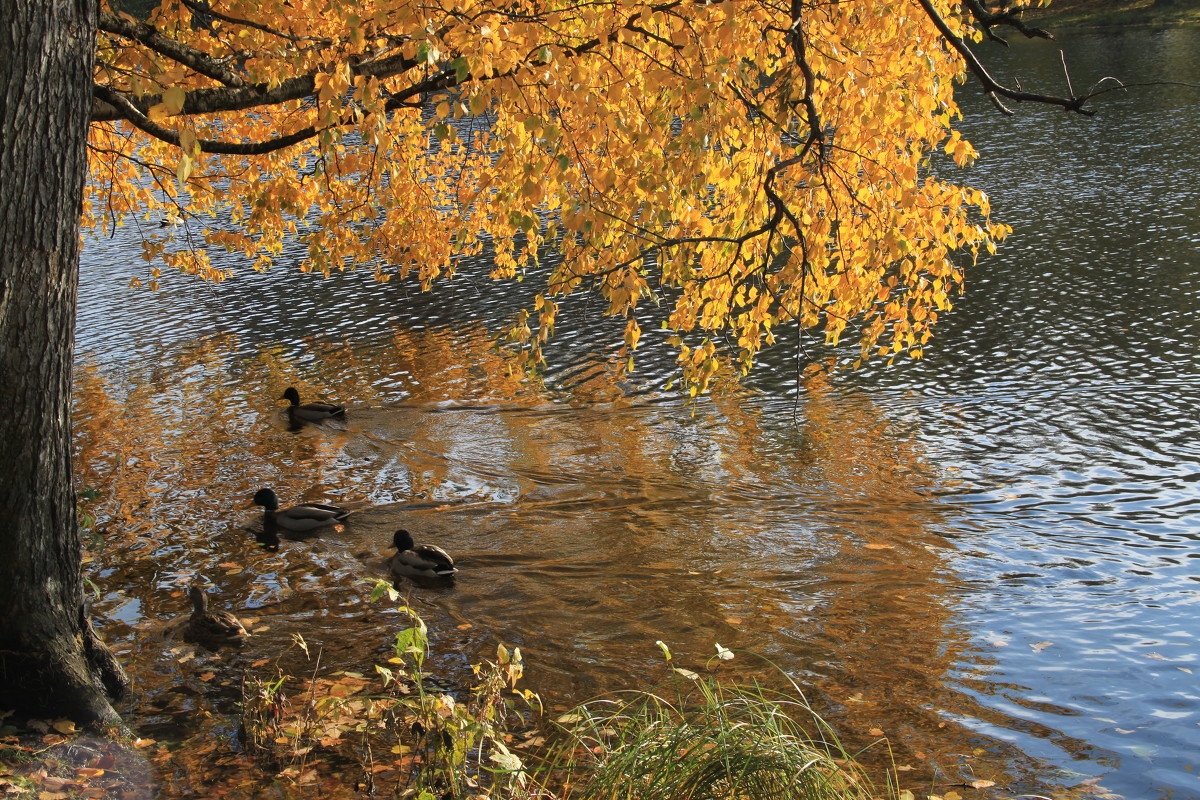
[959,0,1053,44]
[915,0,1095,115]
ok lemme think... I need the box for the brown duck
[183,585,249,648]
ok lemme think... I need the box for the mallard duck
[389,529,457,579]
[253,487,350,534]
[183,585,249,648]
[281,386,345,423]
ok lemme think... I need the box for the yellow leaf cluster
[87,0,1009,391]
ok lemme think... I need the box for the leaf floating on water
[968,780,995,789]
[1031,641,1053,653]
[456,623,473,630]
[863,543,894,550]
[868,728,884,737]
[1144,653,1170,661]
[724,617,742,625]
[714,643,734,661]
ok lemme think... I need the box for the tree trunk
[0,0,128,723]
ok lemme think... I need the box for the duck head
[253,488,280,510]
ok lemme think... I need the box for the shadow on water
[74,26,1200,800]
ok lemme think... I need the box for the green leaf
[451,56,470,82]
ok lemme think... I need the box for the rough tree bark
[0,0,128,723]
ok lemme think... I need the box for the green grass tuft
[543,666,881,800]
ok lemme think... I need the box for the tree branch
[92,85,321,155]
[959,0,1053,45]
[98,10,247,88]
[915,0,1095,115]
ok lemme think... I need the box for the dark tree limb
[959,0,1053,44]
[915,0,1095,115]
[98,10,247,87]
[93,85,322,154]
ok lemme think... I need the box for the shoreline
[1022,0,1200,31]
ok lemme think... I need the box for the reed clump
[542,644,881,800]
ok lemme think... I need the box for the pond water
[75,27,1200,799]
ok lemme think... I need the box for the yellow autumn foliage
[87,0,1020,392]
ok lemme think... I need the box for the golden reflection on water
[72,326,1047,790]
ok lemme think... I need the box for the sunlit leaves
[86,0,1008,392]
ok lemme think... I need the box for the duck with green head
[389,529,457,580]
[281,386,345,424]
[253,488,350,536]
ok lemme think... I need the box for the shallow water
[76,27,1200,799]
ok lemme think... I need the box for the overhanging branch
[915,0,1095,115]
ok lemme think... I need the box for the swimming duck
[253,487,350,534]
[389,529,457,579]
[183,585,249,648]
[281,386,345,423]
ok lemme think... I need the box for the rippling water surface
[76,27,1200,799]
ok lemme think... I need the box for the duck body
[282,386,345,423]
[389,529,457,579]
[183,585,249,648]
[253,488,349,534]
